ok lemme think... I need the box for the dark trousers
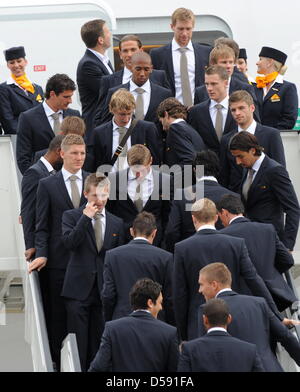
[40,268,67,370]
[64,281,103,372]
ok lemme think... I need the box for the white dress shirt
[216,288,233,297]
[251,152,265,181]
[61,167,83,200]
[172,38,195,104]
[111,117,132,173]
[209,97,229,133]
[128,168,154,207]
[197,224,216,232]
[229,215,243,225]
[129,79,151,117]
[207,327,227,334]
[40,156,55,173]
[88,48,113,75]
[43,101,63,130]
[122,67,132,84]
[238,120,257,135]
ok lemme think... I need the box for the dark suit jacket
[174,229,280,341]
[178,330,264,372]
[92,119,161,170]
[21,159,50,250]
[198,291,300,372]
[150,42,211,97]
[220,217,296,311]
[233,66,249,83]
[61,206,124,301]
[165,180,239,252]
[164,121,206,167]
[35,170,89,269]
[95,81,173,126]
[88,311,178,372]
[0,82,44,134]
[102,239,174,323]
[194,77,261,122]
[254,80,298,130]
[76,49,113,143]
[94,68,171,126]
[16,104,80,174]
[241,155,300,251]
[220,123,286,192]
[107,169,172,245]
[188,99,237,155]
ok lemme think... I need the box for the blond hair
[200,263,232,287]
[127,144,152,166]
[273,60,288,76]
[171,7,195,26]
[61,134,85,151]
[191,198,217,223]
[60,116,86,136]
[109,88,136,113]
[210,45,235,65]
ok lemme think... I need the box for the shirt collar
[197,224,216,232]
[88,48,110,64]
[134,237,149,242]
[112,117,132,130]
[130,79,151,93]
[229,215,243,225]
[128,167,152,181]
[238,120,257,134]
[6,74,20,86]
[274,74,284,84]
[43,101,62,117]
[216,288,232,297]
[61,167,82,181]
[133,309,151,314]
[40,156,54,173]
[252,152,265,173]
[123,66,132,79]
[171,118,185,125]
[210,96,229,110]
[207,327,227,334]
[197,176,218,183]
[172,38,193,51]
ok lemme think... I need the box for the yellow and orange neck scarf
[11,73,35,94]
[255,72,278,89]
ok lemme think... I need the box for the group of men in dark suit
[14,5,300,373]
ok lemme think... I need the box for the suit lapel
[56,172,74,209]
[36,105,55,138]
[247,157,268,199]
[103,213,114,250]
[204,100,220,145]
[263,83,281,103]
[85,49,111,75]
[10,84,36,103]
[165,44,175,88]
[193,43,202,86]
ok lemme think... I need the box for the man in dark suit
[102,212,174,324]
[217,194,296,311]
[188,65,237,156]
[174,198,281,341]
[178,298,264,372]
[96,51,173,125]
[94,34,170,126]
[220,90,286,192]
[165,150,239,252]
[229,131,300,251]
[93,89,161,171]
[198,263,300,372]
[76,19,113,143]
[150,8,211,105]
[61,173,124,371]
[157,97,206,169]
[28,134,89,369]
[16,73,80,174]
[194,46,260,123]
[0,46,44,134]
[21,135,64,263]
[88,278,178,372]
[107,145,172,246]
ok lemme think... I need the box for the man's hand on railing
[28,257,47,273]
[282,318,300,327]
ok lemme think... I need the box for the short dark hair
[84,173,110,193]
[130,278,162,310]
[48,134,64,152]
[193,150,220,178]
[45,74,76,99]
[229,90,254,106]
[119,34,142,51]
[229,131,264,156]
[157,97,187,120]
[216,194,244,214]
[203,298,230,327]
[132,212,157,237]
[81,19,106,48]
[205,65,229,81]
